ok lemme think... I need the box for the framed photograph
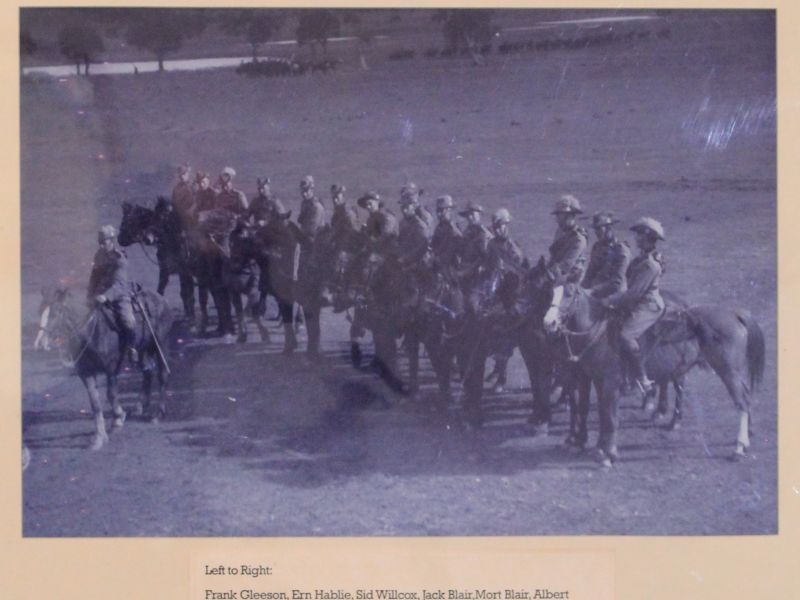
[6,2,796,599]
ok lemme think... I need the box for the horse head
[118,201,156,246]
[35,285,81,350]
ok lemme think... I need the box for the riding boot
[123,327,138,364]
[629,347,654,393]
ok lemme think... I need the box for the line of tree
[25,8,486,76]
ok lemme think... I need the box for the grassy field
[21,11,776,536]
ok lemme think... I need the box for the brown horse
[543,285,765,465]
[40,286,173,450]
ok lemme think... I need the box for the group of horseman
[89,163,668,398]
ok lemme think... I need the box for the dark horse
[40,286,173,450]
[544,284,765,465]
[460,257,557,430]
[118,199,206,326]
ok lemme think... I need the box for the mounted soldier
[295,175,327,359]
[171,164,196,231]
[193,171,216,213]
[88,225,138,364]
[486,208,528,281]
[329,183,361,254]
[400,182,434,237]
[358,191,399,256]
[582,211,631,299]
[456,201,493,312]
[397,192,432,269]
[430,194,462,277]
[601,217,666,394]
[255,199,299,354]
[547,194,589,285]
[248,176,278,226]
[215,166,249,219]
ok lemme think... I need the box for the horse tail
[737,310,765,392]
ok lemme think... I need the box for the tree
[58,25,105,75]
[433,9,494,65]
[219,9,285,62]
[342,10,376,70]
[295,9,341,58]
[20,30,37,57]
[125,9,207,72]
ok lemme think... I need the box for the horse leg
[82,375,109,450]
[231,291,247,343]
[576,374,591,449]
[179,269,195,323]
[520,332,551,434]
[461,331,489,427]
[157,267,169,296]
[142,368,153,420]
[280,300,297,354]
[669,377,685,431]
[596,377,620,467]
[150,361,168,423]
[349,322,363,368]
[405,331,420,393]
[196,282,209,335]
[106,373,126,430]
[304,306,321,359]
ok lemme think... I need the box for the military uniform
[248,192,278,225]
[331,202,361,254]
[215,187,248,217]
[88,241,136,351]
[582,236,631,298]
[172,180,196,230]
[364,208,400,255]
[547,224,589,284]
[486,235,527,275]
[431,219,462,272]
[194,187,217,213]
[608,250,665,337]
[398,212,431,266]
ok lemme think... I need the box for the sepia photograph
[20,7,776,537]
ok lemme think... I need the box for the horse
[543,284,765,465]
[460,257,558,431]
[224,222,270,343]
[39,285,173,450]
[118,199,209,328]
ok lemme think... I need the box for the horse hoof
[223,334,236,345]
[528,421,549,437]
[492,384,505,394]
[600,456,613,469]
[112,411,126,429]
[89,433,109,450]
[729,447,748,462]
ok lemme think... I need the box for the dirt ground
[21,12,776,536]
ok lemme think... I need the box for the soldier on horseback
[486,208,527,281]
[329,183,361,254]
[358,191,399,256]
[457,201,492,313]
[172,164,196,230]
[296,175,327,359]
[431,195,462,277]
[547,194,589,284]
[215,167,249,217]
[248,176,278,226]
[397,192,433,268]
[601,217,666,394]
[400,182,434,237]
[194,171,216,213]
[582,211,631,299]
[88,225,138,364]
